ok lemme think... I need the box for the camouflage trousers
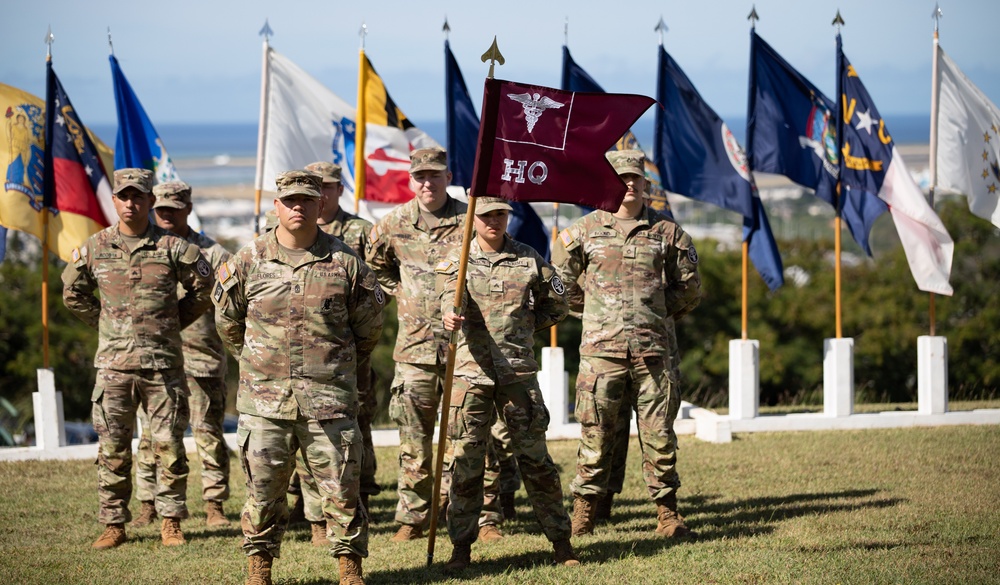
[91,368,190,524]
[389,362,500,528]
[447,377,572,546]
[237,413,367,559]
[136,375,230,503]
[291,367,380,522]
[489,415,522,497]
[570,353,681,501]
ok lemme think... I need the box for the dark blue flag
[110,55,179,181]
[0,226,7,262]
[445,40,548,257]
[655,45,783,290]
[748,30,885,255]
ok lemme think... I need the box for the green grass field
[2,423,998,584]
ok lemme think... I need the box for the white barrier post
[918,336,948,415]
[537,346,569,433]
[32,368,66,449]
[729,339,760,420]
[823,338,854,417]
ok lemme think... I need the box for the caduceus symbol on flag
[507,92,564,132]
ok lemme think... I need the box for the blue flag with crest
[748,30,885,255]
[110,55,179,183]
[655,45,783,290]
[444,40,548,258]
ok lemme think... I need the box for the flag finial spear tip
[481,36,505,79]
[259,19,273,42]
[748,6,759,29]
[107,27,114,56]
[932,4,942,32]
[655,16,668,46]
[832,9,845,29]
[564,17,569,46]
[359,22,367,50]
[443,16,450,37]
[44,26,54,60]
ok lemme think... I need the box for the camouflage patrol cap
[275,170,322,199]
[113,168,154,195]
[304,161,342,184]
[475,196,513,214]
[606,150,645,176]
[262,209,278,232]
[152,181,192,209]
[410,147,448,173]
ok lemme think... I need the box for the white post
[918,336,948,415]
[823,338,854,417]
[537,346,569,432]
[32,368,66,449]
[728,339,760,419]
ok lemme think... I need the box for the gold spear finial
[481,36,504,79]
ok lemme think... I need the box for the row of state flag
[2,26,999,299]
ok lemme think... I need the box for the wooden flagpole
[550,202,559,347]
[41,27,54,369]
[426,37,503,567]
[833,11,845,340]
[252,20,273,238]
[354,24,368,215]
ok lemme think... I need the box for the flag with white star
[43,60,115,260]
[935,44,1000,229]
[837,35,954,296]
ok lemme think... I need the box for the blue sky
[3,0,998,125]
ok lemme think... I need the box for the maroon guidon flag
[470,78,655,212]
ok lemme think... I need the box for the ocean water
[90,113,932,189]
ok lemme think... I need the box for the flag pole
[742,7,759,340]
[426,38,503,567]
[927,4,943,336]
[41,27,54,369]
[549,202,559,347]
[252,20,273,238]
[833,11,846,340]
[354,23,368,215]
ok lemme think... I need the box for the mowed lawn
[1,423,998,585]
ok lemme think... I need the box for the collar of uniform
[319,206,350,229]
[470,234,516,262]
[109,223,157,251]
[600,205,651,227]
[261,229,333,265]
[405,195,462,229]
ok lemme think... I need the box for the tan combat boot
[92,523,127,550]
[552,539,581,566]
[594,492,614,522]
[160,517,186,546]
[311,521,328,547]
[444,543,472,572]
[390,524,423,542]
[131,501,157,527]
[246,552,273,585]
[478,524,503,542]
[338,553,365,585]
[654,493,692,538]
[205,501,230,528]
[571,494,597,536]
[500,492,517,521]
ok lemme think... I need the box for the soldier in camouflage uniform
[62,168,214,550]
[551,151,701,539]
[281,162,380,547]
[215,170,383,585]
[365,147,502,542]
[132,181,233,530]
[438,197,580,571]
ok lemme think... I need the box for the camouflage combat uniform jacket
[214,230,384,420]
[62,223,214,371]
[437,236,568,386]
[319,207,372,257]
[180,231,231,378]
[365,196,467,365]
[551,206,701,359]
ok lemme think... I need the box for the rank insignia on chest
[129,266,142,281]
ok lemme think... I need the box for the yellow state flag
[1,82,115,261]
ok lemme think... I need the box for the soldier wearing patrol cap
[551,150,702,540]
[284,162,381,547]
[439,196,579,571]
[365,147,504,542]
[130,180,234,531]
[215,170,384,585]
[62,168,215,550]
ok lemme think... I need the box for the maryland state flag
[1,75,114,262]
[356,54,438,203]
[471,78,654,211]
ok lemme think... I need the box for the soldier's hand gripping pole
[426,195,479,566]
